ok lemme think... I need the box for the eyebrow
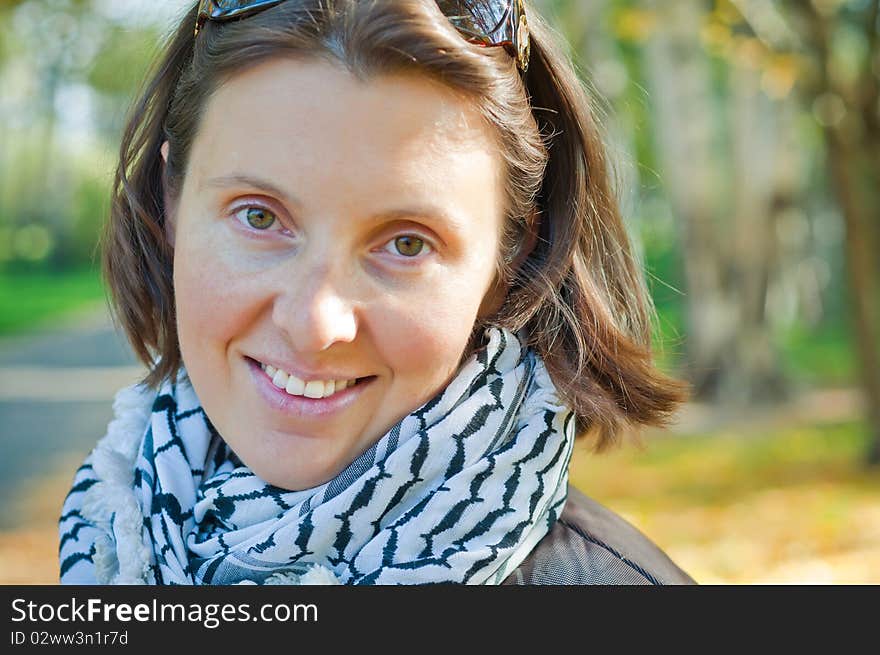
[202,172,465,232]
[203,173,300,206]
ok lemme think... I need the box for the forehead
[188,57,503,201]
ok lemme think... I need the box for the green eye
[393,235,426,257]
[244,206,276,230]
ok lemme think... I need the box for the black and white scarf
[59,327,575,585]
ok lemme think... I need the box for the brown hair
[102,0,687,450]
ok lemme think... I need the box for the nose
[271,258,359,353]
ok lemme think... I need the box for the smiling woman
[58,0,693,586]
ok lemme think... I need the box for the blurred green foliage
[0,0,167,272]
[536,0,872,397]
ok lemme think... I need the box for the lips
[259,361,358,399]
[246,356,375,418]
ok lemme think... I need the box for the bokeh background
[0,0,877,584]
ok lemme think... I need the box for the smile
[259,362,358,399]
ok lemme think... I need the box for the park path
[0,306,146,531]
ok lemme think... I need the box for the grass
[0,268,107,336]
[569,420,880,583]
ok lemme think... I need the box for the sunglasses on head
[194,0,531,72]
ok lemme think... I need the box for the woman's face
[165,57,507,490]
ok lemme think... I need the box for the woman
[59,0,694,585]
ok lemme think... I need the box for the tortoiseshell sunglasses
[194,0,531,72]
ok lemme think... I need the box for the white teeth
[271,369,289,388]
[285,375,305,396]
[261,361,358,398]
[303,380,324,399]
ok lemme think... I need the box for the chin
[254,456,346,492]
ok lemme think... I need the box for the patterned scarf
[59,327,575,585]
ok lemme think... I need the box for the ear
[160,141,176,249]
[477,209,540,319]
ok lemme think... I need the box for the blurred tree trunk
[642,0,789,404]
[787,1,880,466]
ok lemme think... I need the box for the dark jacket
[502,485,696,585]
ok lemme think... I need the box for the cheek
[173,230,260,370]
[371,270,492,389]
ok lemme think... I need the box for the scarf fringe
[81,382,156,584]
[266,566,342,585]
